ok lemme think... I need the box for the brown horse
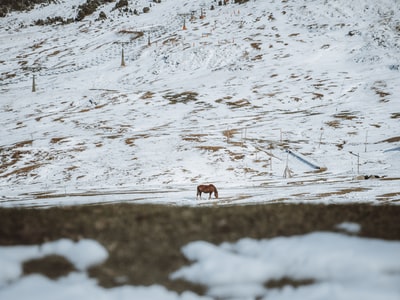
[197,184,218,200]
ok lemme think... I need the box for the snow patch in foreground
[0,239,108,286]
[1,233,400,300]
[0,239,206,300]
[172,232,400,300]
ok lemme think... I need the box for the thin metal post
[32,74,36,92]
[121,47,126,67]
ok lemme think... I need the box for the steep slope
[0,0,399,206]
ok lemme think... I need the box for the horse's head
[214,188,218,198]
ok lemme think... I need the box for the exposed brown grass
[181,134,208,143]
[312,92,324,99]
[226,149,245,160]
[15,140,33,148]
[325,120,341,128]
[50,137,68,144]
[162,36,180,45]
[215,95,232,103]
[226,98,250,108]
[371,80,391,102]
[140,91,155,99]
[125,137,136,146]
[250,42,261,50]
[333,111,358,120]
[1,72,16,80]
[117,30,144,40]
[265,277,314,289]
[1,163,42,178]
[377,136,400,143]
[252,54,263,60]
[390,113,400,119]
[222,128,238,140]
[48,50,61,57]
[315,187,369,198]
[95,103,107,109]
[0,140,33,173]
[196,145,224,152]
[105,135,121,140]
[163,91,199,104]
[376,192,400,202]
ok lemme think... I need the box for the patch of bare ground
[377,136,400,143]
[225,98,251,108]
[163,91,199,104]
[125,137,136,146]
[14,140,33,148]
[376,192,400,202]
[380,177,400,181]
[181,134,208,143]
[226,149,245,161]
[105,134,122,140]
[196,145,224,152]
[391,113,400,119]
[117,30,144,41]
[1,163,42,179]
[23,255,76,279]
[0,140,33,174]
[325,119,341,128]
[333,111,358,120]
[50,137,68,144]
[314,187,369,198]
[94,103,107,109]
[140,91,154,99]
[222,128,238,141]
[0,204,399,295]
[215,95,233,104]
[371,80,391,102]
[265,277,315,289]
[252,54,263,61]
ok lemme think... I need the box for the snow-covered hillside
[1,0,399,206]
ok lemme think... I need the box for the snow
[0,1,399,205]
[0,274,207,300]
[1,232,399,300]
[1,2,399,298]
[335,222,361,234]
[0,239,108,286]
[172,232,400,299]
[0,238,208,300]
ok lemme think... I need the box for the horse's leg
[197,191,202,200]
[208,192,212,200]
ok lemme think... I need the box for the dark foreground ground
[0,203,399,294]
